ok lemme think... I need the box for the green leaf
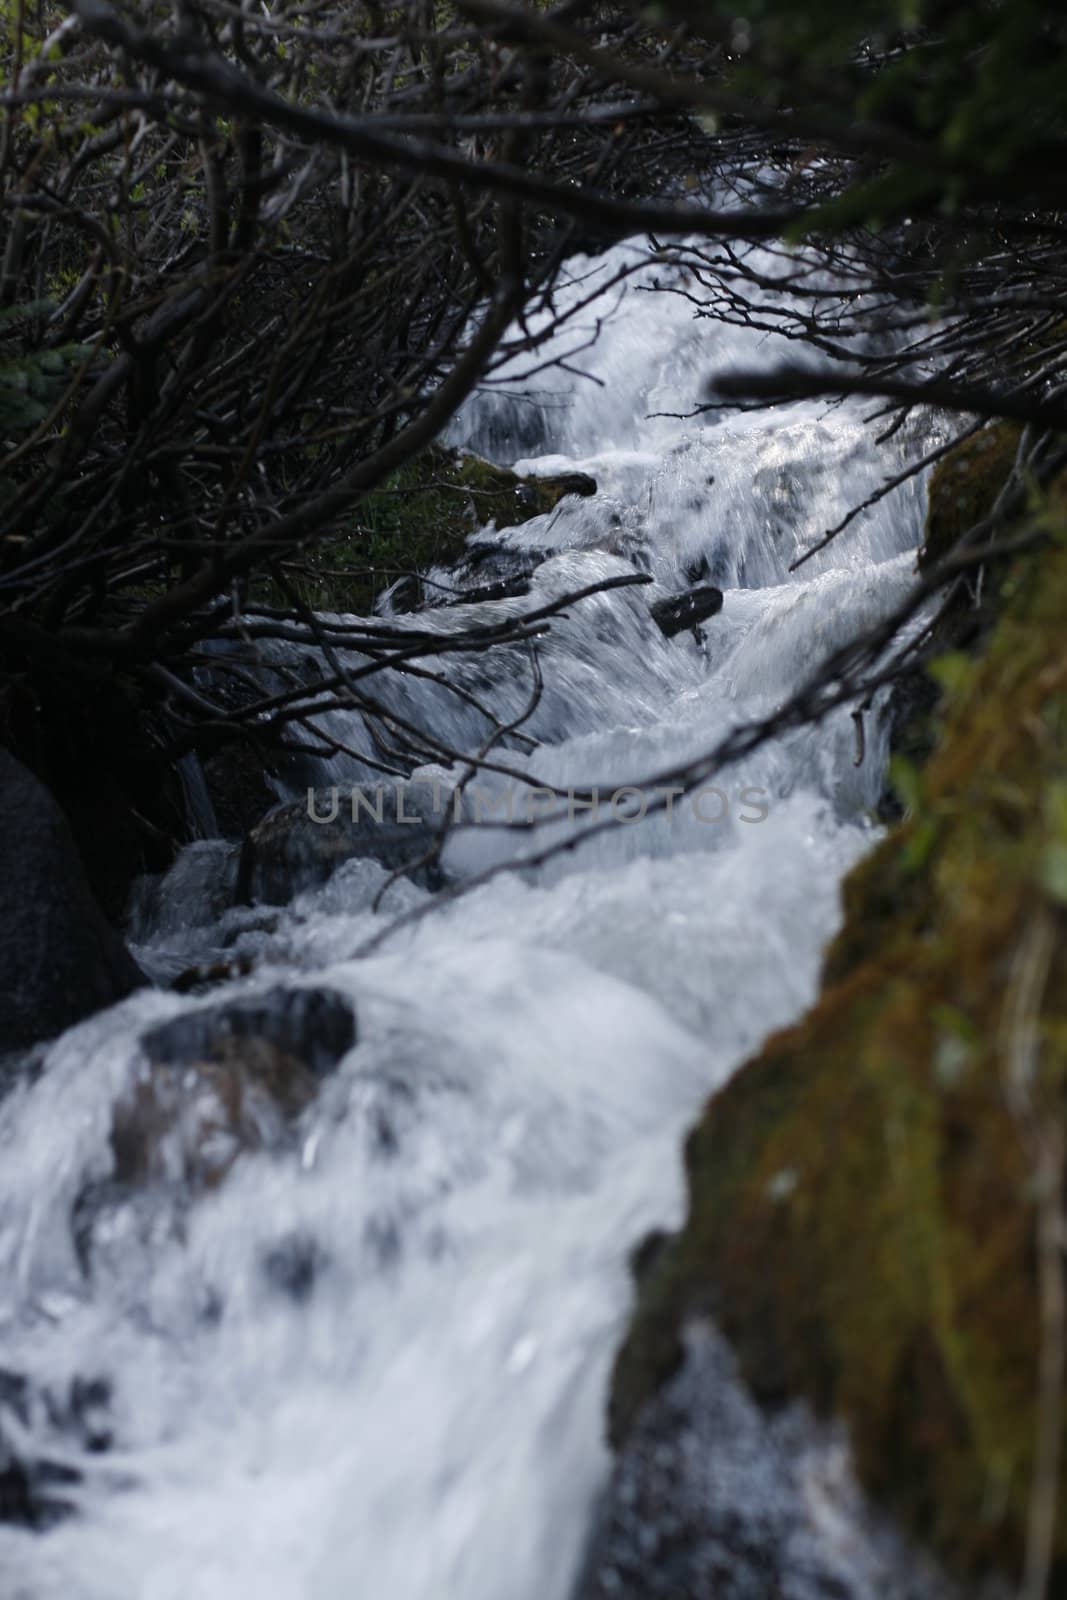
[927,652,974,698]
[1038,843,1067,907]
[889,754,925,814]
[902,817,938,872]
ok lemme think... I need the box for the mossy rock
[610,515,1067,1585]
[878,423,1025,824]
[921,422,1022,570]
[254,445,595,614]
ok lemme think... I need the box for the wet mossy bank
[253,445,594,615]
[607,444,1067,1587]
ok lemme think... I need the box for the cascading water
[1,237,943,1600]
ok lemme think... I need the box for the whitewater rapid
[0,237,939,1600]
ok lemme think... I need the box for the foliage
[653,0,1067,227]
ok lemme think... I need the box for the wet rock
[127,839,242,941]
[920,422,1021,572]
[459,542,551,589]
[238,779,448,906]
[531,470,597,502]
[0,749,145,1050]
[466,541,550,575]
[0,1370,112,1529]
[143,985,354,1076]
[390,540,553,613]
[444,572,534,607]
[877,664,942,822]
[142,985,355,1079]
[109,986,356,1188]
[261,1232,327,1304]
[650,585,724,638]
[576,1326,957,1600]
[370,454,596,614]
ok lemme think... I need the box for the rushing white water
[0,238,940,1600]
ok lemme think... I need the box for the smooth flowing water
[0,238,939,1600]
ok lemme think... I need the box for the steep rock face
[0,748,145,1050]
[608,490,1067,1585]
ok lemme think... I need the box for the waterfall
[0,236,942,1600]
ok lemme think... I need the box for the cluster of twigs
[3,0,1066,880]
[0,0,740,838]
[1,0,819,838]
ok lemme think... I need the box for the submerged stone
[110,986,357,1189]
[239,779,447,905]
[141,985,356,1079]
[578,1325,958,1600]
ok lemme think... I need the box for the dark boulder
[106,986,357,1190]
[238,779,448,906]
[141,985,355,1079]
[464,542,551,581]
[0,749,145,1051]
[649,584,724,638]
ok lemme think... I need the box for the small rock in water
[108,987,357,1189]
[532,470,597,501]
[127,839,242,941]
[0,1370,112,1529]
[649,585,724,639]
[239,778,448,905]
[142,986,355,1078]
[261,1231,327,1304]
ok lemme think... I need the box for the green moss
[865,425,1024,820]
[254,445,593,614]
[821,827,932,984]
[611,508,1067,1585]
[921,422,1022,570]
